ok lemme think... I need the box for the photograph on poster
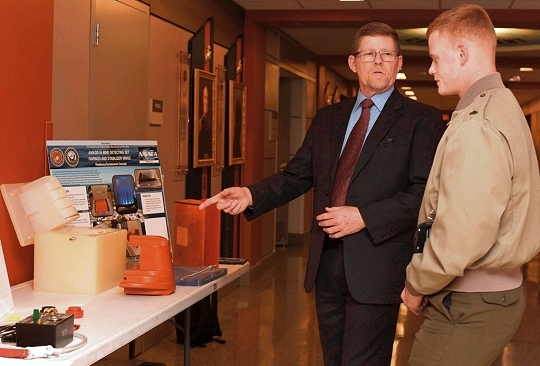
[229,81,246,165]
[193,69,216,168]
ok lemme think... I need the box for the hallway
[135,244,540,366]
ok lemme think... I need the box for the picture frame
[193,68,217,168]
[229,81,246,165]
[176,51,190,176]
[214,65,226,174]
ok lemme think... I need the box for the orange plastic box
[173,199,220,267]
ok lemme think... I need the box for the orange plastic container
[119,235,176,295]
[173,199,220,268]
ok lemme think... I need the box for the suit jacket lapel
[353,89,403,177]
[330,98,356,179]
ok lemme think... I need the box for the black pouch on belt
[414,221,432,253]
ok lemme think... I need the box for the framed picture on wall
[214,65,226,173]
[229,81,246,165]
[193,68,216,168]
[176,51,190,176]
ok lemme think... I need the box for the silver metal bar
[179,265,215,282]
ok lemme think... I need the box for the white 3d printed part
[0,175,79,246]
[33,226,127,294]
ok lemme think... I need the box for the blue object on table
[174,265,228,286]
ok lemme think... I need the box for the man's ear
[457,43,468,66]
[348,55,357,73]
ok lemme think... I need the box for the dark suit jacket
[246,88,444,304]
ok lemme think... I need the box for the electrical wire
[0,324,16,343]
[60,332,88,354]
[0,331,88,359]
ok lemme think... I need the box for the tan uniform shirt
[406,73,540,295]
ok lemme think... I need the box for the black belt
[324,235,343,247]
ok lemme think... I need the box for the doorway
[276,72,310,247]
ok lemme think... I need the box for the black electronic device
[414,221,432,253]
[16,310,74,348]
[414,210,436,254]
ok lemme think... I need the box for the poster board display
[46,141,169,240]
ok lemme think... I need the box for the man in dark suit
[200,22,444,365]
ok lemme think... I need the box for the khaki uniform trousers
[409,282,526,366]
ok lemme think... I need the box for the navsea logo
[138,147,159,164]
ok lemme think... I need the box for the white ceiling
[230,0,540,111]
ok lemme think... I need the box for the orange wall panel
[0,0,54,285]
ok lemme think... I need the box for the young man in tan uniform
[402,4,540,366]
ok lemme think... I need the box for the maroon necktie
[330,98,374,206]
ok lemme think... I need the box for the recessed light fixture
[409,96,417,100]
[509,75,521,82]
[401,86,412,90]
[520,67,533,72]
[405,91,415,96]
[396,72,407,80]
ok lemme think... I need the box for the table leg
[184,306,191,366]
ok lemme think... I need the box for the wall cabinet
[52,0,149,140]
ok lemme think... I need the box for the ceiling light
[494,28,512,36]
[401,86,412,90]
[509,75,521,82]
[409,96,417,100]
[405,91,415,96]
[520,67,533,72]
[339,0,363,1]
[396,72,407,80]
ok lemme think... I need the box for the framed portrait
[176,51,190,177]
[193,68,217,168]
[214,65,226,174]
[229,81,246,165]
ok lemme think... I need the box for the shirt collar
[456,72,505,111]
[354,86,394,113]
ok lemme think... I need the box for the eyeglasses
[352,50,398,62]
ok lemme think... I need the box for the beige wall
[523,99,540,163]
[146,16,192,232]
[52,0,90,139]
[144,0,243,49]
